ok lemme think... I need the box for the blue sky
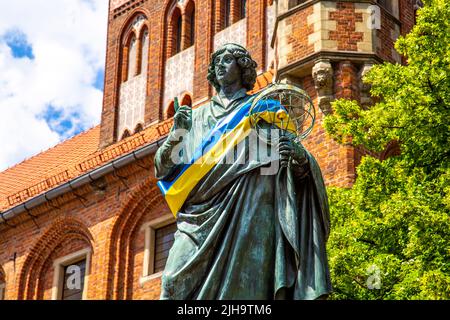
[4,30,35,59]
[0,0,109,171]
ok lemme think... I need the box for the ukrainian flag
[157,98,297,216]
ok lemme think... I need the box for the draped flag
[157,99,297,216]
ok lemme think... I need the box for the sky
[0,0,109,171]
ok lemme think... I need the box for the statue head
[207,43,258,92]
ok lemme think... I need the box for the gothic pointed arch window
[134,123,144,134]
[185,1,196,48]
[176,15,182,53]
[224,0,231,29]
[169,7,183,57]
[163,1,196,120]
[166,101,176,119]
[218,0,248,31]
[139,27,149,75]
[181,94,192,108]
[121,129,131,140]
[127,35,137,80]
[239,0,247,19]
[117,14,149,141]
[214,0,247,50]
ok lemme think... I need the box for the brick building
[0,0,418,300]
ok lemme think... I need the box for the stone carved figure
[312,59,334,115]
[155,43,332,300]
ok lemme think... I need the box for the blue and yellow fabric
[158,99,297,216]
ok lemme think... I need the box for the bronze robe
[155,90,332,300]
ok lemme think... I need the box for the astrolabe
[249,83,316,143]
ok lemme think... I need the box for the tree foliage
[324,0,450,299]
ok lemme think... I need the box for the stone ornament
[312,59,334,115]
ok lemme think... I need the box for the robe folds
[155,90,332,300]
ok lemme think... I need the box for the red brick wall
[376,8,401,63]
[399,0,416,36]
[285,5,315,65]
[301,75,356,188]
[0,159,166,300]
[39,238,89,300]
[335,60,359,101]
[329,2,364,51]
[0,0,419,300]
[130,202,170,300]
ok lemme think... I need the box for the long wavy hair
[207,43,258,92]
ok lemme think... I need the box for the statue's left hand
[278,135,307,168]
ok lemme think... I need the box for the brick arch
[165,100,175,119]
[115,10,151,141]
[121,129,131,140]
[168,6,183,58]
[380,140,401,161]
[160,0,202,119]
[106,178,165,299]
[120,30,137,83]
[136,25,149,76]
[184,0,196,48]
[118,10,151,46]
[17,217,93,300]
[181,92,193,107]
[134,123,144,134]
[119,11,150,83]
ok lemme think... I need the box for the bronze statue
[155,43,332,300]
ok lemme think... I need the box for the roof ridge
[0,125,100,175]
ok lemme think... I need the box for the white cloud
[0,0,108,171]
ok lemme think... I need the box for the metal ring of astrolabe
[249,83,316,143]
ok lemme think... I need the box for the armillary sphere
[249,83,316,142]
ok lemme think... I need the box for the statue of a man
[155,43,332,300]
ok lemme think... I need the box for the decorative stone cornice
[277,50,382,78]
[111,0,147,19]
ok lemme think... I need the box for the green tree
[324,0,450,299]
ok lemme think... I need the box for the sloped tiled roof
[0,126,100,210]
[0,118,174,211]
[0,70,274,211]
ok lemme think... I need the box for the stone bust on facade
[155,43,332,300]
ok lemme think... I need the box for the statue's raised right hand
[173,97,192,132]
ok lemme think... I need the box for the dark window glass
[377,0,393,13]
[134,123,144,134]
[190,8,196,46]
[224,0,231,28]
[154,223,177,273]
[61,259,86,301]
[176,15,182,53]
[288,0,304,9]
[240,0,247,19]
[121,129,131,140]
[167,101,175,119]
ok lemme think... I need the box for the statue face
[214,51,241,88]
